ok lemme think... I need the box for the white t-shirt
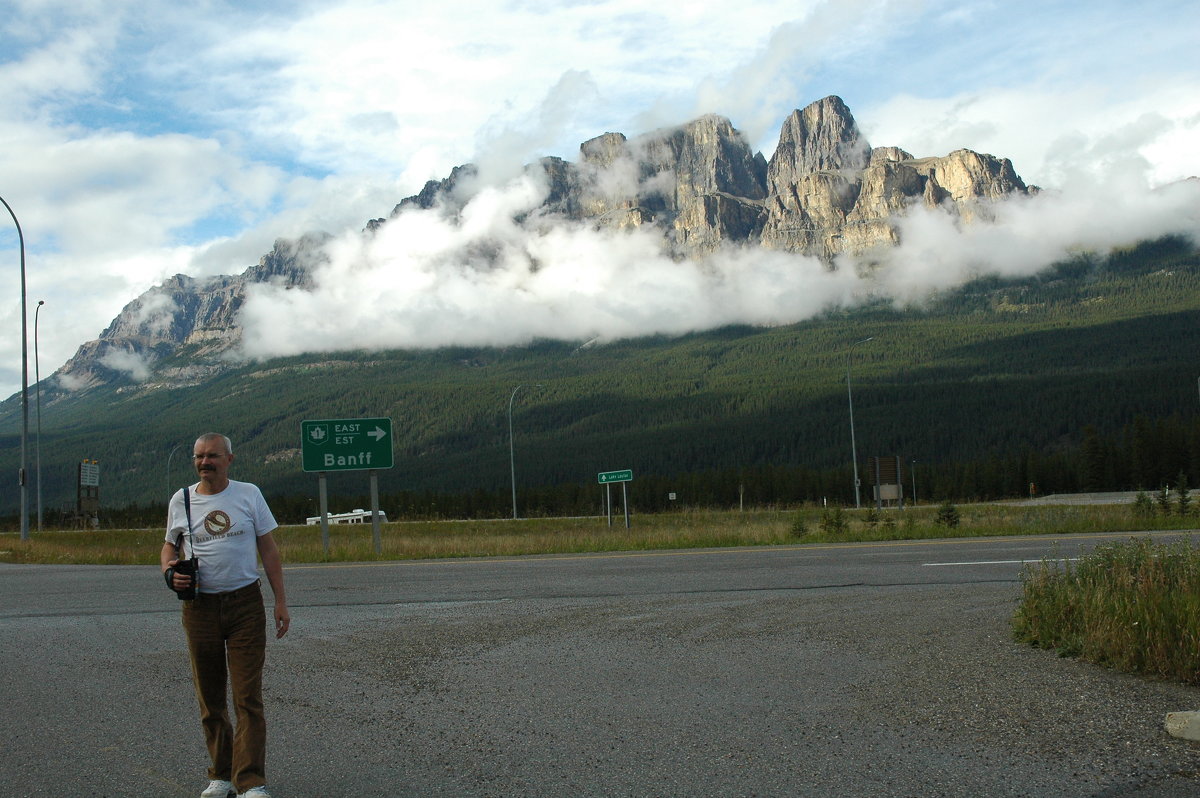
[165,480,278,595]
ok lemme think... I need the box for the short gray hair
[195,432,233,455]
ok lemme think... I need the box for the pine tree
[935,501,961,528]
[1158,484,1173,514]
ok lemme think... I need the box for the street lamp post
[508,384,543,520]
[34,299,44,532]
[1,194,29,540]
[846,336,874,509]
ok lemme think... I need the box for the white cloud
[864,86,1200,189]
[236,169,1200,363]
[0,11,114,114]
[867,180,1200,304]
[237,173,861,359]
[131,290,179,335]
[99,347,152,381]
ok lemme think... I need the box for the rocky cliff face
[54,96,1031,393]
[56,235,324,391]
[759,96,1030,258]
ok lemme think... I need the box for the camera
[172,557,198,600]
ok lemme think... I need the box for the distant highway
[1001,490,1141,506]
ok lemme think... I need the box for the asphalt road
[3,531,1200,797]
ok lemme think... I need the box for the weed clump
[1013,537,1200,685]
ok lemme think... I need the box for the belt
[194,579,261,602]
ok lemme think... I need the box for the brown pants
[182,580,268,792]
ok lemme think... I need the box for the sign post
[597,469,633,528]
[78,459,100,529]
[302,418,394,555]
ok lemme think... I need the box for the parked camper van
[305,509,388,525]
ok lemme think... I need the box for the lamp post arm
[509,387,520,520]
[508,383,543,520]
[35,300,43,532]
[845,336,874,510]
[1,194,30,540]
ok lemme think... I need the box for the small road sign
[301,417,394,472]
[597,469,633,484]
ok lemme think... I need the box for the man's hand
[274,603,290,638]
[163,558,194,592]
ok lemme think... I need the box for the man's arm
[256,531,290,638]
[160,541,176,572]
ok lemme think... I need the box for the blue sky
[1,0,1199,401]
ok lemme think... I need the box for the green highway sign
[597,469,633,484]
[301,417,394,472]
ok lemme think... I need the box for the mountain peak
[50,96,1032,395]
[769,95,872,185]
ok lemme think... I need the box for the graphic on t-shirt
[203,510,233,536]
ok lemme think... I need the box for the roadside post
[598,469,633,528]
[301,417,394,555]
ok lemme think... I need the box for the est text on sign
[301,417,394,472]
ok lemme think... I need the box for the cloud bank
[236,171,1200,361]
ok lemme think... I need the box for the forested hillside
[2,236,1198,526]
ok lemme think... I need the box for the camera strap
[181,486,198,594]
[181,486,194,560]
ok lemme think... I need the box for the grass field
[2,501,1196,565]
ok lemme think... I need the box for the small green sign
[597,469,633,484]
[301,417,394,472]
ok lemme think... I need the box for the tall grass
[1013,537,1200,685]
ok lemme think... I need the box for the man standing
[162,433,290,798]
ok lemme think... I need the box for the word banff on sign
[301,418,394,472]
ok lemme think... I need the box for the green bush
[1013,538,1200,685]
[1133,490,1155,516]
[935,501,961,528]
[1158,485,1173,514]
[819,506,848,537]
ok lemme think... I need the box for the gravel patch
[263,582,1200,797]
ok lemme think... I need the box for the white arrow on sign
[368,426,388,441]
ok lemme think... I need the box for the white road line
[922,558,1080,567]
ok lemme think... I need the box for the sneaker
[240,788,271,797]
[201,781,235,798]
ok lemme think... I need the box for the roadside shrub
[935,501,961,528]
[819,506,848,537]
[1013,537,1200,685]
[1157,485,1173,514]
[1132,490,1155,517]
